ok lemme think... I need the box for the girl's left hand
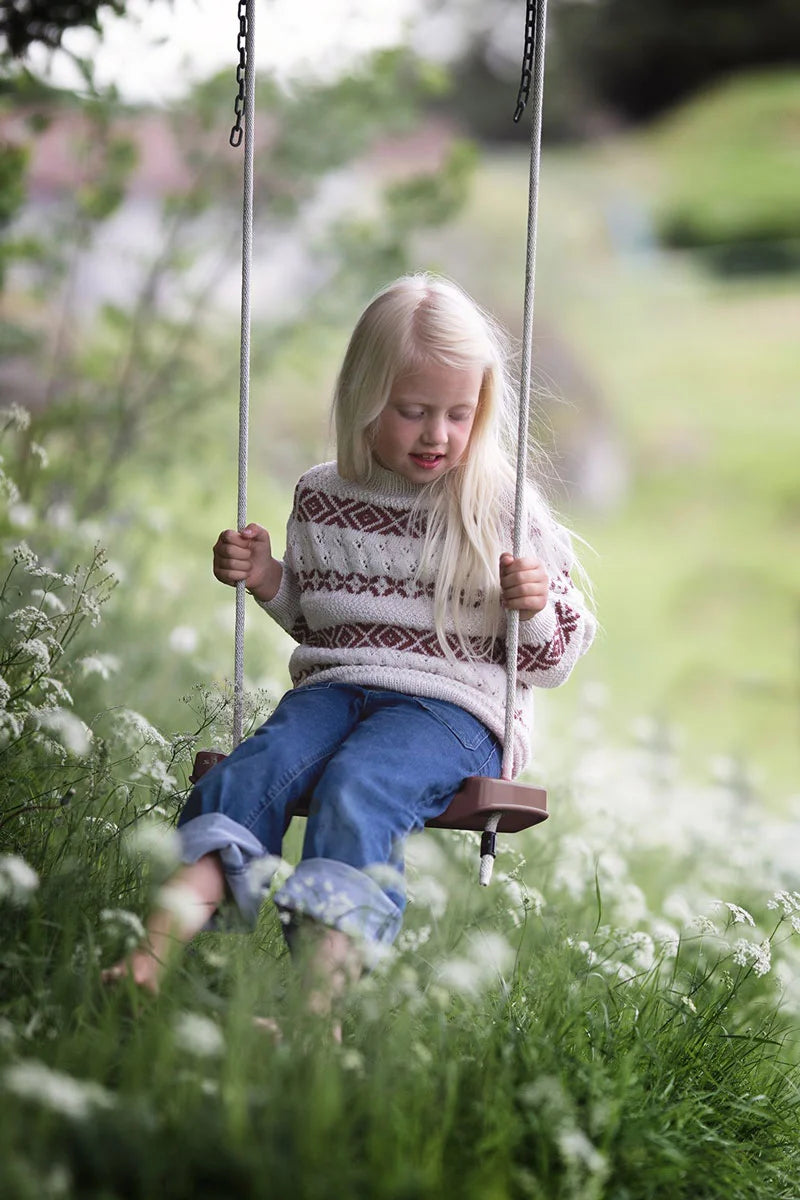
[499,552,549,620]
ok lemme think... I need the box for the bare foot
[101,947,162,994]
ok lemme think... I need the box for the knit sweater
[258,461,595,776]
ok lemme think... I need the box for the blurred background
[1,0,799,801]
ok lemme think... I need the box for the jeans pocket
[413,697,490,752]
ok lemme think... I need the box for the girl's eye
[400,409,424,420]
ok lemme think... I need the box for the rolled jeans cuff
[275,859,403,947]
[178,815,403,946]
[178,813,276,927]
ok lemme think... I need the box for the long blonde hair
[334,273,563,655]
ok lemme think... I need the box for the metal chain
[513,0,538,122]
[230,0,248,148]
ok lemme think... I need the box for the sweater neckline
[360,462,431,499]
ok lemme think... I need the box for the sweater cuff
[519,598,558,646]
[252,561,299,632]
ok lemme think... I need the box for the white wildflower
[77,653,120,681]
[19,638,51,670]
[558,1128,607,1175]
[29,440,49,467]
[0,1017,16,1045]
[0,855,40,905]
[0,468,20,503]
[733,938,772,976]
[168,626,199,654]
[681,995,697,1014]
[172,1011,224,1058]
[0,709,25,744]
[0,675,10,709]
[125,822,180,871]
[767,891,800,917]
[39,679,74,706]
[629,931,655,970]
[339,1048,364,1074]
[46,502,74,531]
[1,402,31,431]
[11,541,38,569]
[651,921,680,959]
[114,709,169,749]
[156,882,202,928]
[3,1060,115,1120]
[8,502,35,528]
[717,901,755,927]
[407,874,448,919]
[566,938,599,967]
[247,854,291,893]
[100,908,145,945]
[36,709,92,757]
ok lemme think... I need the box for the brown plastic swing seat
[189,752,548,833]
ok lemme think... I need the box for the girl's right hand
[212,523,283,602]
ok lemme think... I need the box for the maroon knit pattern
[295,599,578,676]
[295,486,421,538]
[297,567,434,602]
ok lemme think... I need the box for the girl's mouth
[410,453,444,469]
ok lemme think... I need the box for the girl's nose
[422,417,447,445]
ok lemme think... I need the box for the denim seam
[242,743,344,835]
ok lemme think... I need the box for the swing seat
[189,752,548,833]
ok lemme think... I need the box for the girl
[105,274,595,1015]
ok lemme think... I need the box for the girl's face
[372,359,483,484]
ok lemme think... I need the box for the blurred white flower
[3,1060,115,1119]
[100,908,145,945]
[1,402,31,431]
[125,823,181,871]
[77,653,121,681]
[558,1127,607,1175]
[169,626,199,654]
[0,855,40,905]
[8,502,35,528]
[36,709,92,757]
[156,882,202,929]
[172,1011,224,1058]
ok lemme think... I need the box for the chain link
[230,0,248,148]
[513,0,538,122]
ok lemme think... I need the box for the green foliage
[555,0,800,122]
[651,70,800,268]
[0,0,127,58]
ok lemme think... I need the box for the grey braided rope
[233,0,256,749]
[480,0,548,886]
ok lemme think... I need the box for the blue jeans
[177,683,501,947]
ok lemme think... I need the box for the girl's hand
[499,552,549,621]
[213,523,283,602]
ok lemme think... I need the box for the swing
[191,0,551,886]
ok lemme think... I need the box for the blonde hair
[334,273,563,655]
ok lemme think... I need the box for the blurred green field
[410,124,799,801]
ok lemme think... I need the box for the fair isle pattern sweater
[259,462,596,776]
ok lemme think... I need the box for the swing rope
[480,0,548,885]
[231,0,256,749]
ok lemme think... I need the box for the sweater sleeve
[515,517,596,689]
[252,485,305,642]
